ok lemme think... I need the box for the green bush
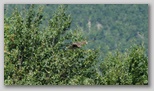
[4,5,99,85]
[99,45,148,85]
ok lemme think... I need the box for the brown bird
[67,41,88,49]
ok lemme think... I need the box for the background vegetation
[4,4,148,85]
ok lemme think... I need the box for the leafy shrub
[4,5,99,85]
[99,45,148,85]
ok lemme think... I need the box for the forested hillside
[4,4,148,54]
[4,4,148,85]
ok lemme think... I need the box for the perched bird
[67,41,88,49]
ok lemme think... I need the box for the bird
[67,41,88,49]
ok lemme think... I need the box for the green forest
[4,4,148,85]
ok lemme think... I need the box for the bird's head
[85,41,88,45]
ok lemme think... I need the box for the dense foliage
[4,4,148,85]
[4,4,148,54]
